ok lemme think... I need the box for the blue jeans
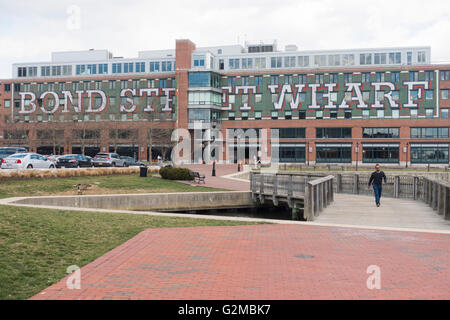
[373,184,383,205]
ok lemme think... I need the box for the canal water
[158,205,305,221]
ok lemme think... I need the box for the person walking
[368,164,387,207]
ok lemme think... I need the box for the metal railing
[304,175,334,221]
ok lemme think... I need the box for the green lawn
[0,175,259,300]
[0,205,260,300]
[0,175,225,199]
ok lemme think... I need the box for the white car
[1,153,56,170]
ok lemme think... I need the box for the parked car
[56,154,94,168]
[45,155,63,163]
[92,153,126,167]
[120,156,145,167]
[0,147,27,162]
[1,153,56,170]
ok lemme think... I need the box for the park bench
[191,171,206,184]
[75,184,92,195]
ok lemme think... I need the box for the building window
[270,76,279,86]
[41,66,51,76]
[284,56,296,68]
[18,67,27,77]
[376,72,385,82]
[279,145,306,163]
[377,110,384,118]
[391,72,400,82]
[255,57,266,69]
[123,63,133,73]
[328,54,340,66]
[409,71,419,81]
[316,144,352,163]
[360,53,372,65]
[193,55,205,67]
[278,128,306,139]
[229,59,240,70]
[344,73,353,83]
[425,90,434,100]
[316,128,352,139]
[425,71,434,81]
[298,56,309,67]
[374,53,387,65]
[149,62,160,72]
[363,128,399,138]
[441,71,450,81]
[271,57,282,68]
[363,145,399,163]
[407,52,412,65]
[98,64,108,74]
[410,109,418,119]
[112,63,122,74]
[254,76,262,86]
[411,127,449,139]
[389,52,402,64]
[219,59,224,70]
[314,55,327,67]
[342,54,354,66]
[442,109,449,119]
[299,111,306,119]
[411,144,449,164]
[227,77,235,87]
[362,72,371,83]
[315,74,324,84]
[417,51,427,63]
[426,109,434,118]
[135,62,145,73]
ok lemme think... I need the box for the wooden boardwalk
[315,193,450,231]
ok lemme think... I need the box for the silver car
[93,153,126,167]
[1,153,56,170]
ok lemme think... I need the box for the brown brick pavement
[179,164,250,191]
[31,224,450,300]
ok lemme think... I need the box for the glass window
[314,55,327,67]
[426,90,434,100]
[316,128,352,139]
[342,54,354,66]
[441,109,448,119]
[391,72,400,82]
[316,145,352,163]
[193,55,205,67]
[278,128,306,139]
[440,71,450,81]
[411,145,448,164]
[360,53,372,65]
[279,145,306,163]
[298,56,309,67]
[270,57,282,68]
[441,90,449,100]
[363,145,399,163]
[417,51,427,63]
[363,128,399,139]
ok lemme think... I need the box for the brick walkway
[179,164,250,191]
[31,224,450,300]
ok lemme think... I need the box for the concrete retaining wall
[13,191,255,211]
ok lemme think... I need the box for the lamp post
[306,141,310,166]
[406,142,409,169]
[355,142,359,172]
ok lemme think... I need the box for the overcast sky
[1,0,449,78]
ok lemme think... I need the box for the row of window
[4,79,173,93]
[17,62,175,78]
[250,127,449,139]
[225,108,449,121]
[278,144,449,164]
[218,51,426,71]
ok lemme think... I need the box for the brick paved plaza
[31,224,449,300]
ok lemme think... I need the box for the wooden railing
[422,177,450,220]
[304,175,335,221]
[250,172,334,221]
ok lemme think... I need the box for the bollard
[237,162,241,172]
[212,160,216,177]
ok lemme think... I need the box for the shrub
[159,167,194,181]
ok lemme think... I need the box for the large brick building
[0,39,449,166]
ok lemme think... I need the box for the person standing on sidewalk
[368,164,387,207]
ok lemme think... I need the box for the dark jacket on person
[368,171,387,187]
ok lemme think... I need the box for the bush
[159,167,194,181]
